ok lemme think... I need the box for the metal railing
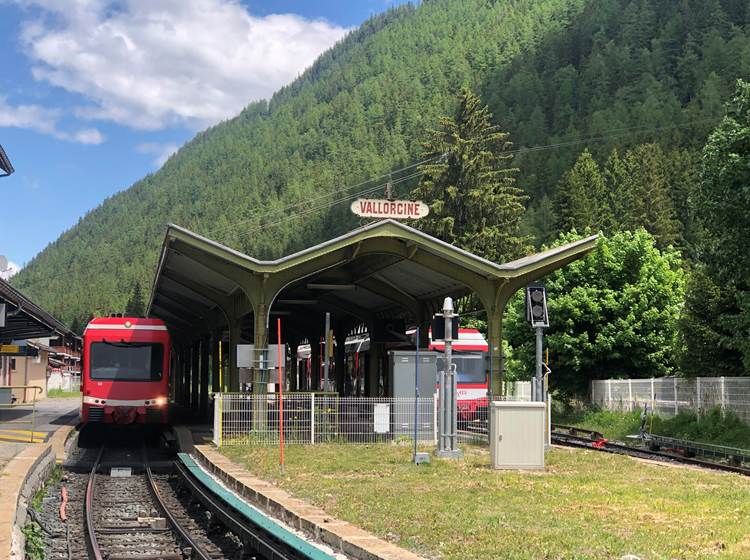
[591,377,750,423]
[213,393,438,447]
[0,385,43,442]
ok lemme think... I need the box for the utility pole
[435,297,462,459]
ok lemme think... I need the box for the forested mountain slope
[13,0,750,326]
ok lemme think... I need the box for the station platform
[0,397,79,444]
[0,403,77,559]
[174,424,424,560]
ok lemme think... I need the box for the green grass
[46,389,81,398]
[554,404,750,449]
[221,443,750,559]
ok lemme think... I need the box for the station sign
[0,344,20,355]
[351,198,429,220]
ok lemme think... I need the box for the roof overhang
[0,278,73,343]
[148,219,598,337]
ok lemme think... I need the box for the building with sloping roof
[1,278,79,401]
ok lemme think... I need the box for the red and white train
[428,328,489,419]
[81,317,171,425]
[297,328,489,419]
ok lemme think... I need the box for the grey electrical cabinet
[489,401,546,470]
[388,350,437,399]
[388,350,437,438]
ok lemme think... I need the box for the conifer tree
[608,144,680,247]
[411,88,527,263]
[555,149,610,233]
[125,281,145,317]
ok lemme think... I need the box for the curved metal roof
[147,219,597,338]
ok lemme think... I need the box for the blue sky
[0,0,405,276]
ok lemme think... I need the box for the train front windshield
[437,354,486,384]
[90,342,164,381]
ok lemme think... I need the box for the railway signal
[526,283,549,402]
[525,283,549,328]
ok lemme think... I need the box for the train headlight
[154,397,168,406]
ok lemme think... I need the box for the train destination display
[351,198,429,219]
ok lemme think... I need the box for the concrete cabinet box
[489,401,546,470]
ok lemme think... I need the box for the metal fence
[591,377,750,423]
[213,393,438,446]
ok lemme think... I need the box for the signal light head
[525,284,549,328]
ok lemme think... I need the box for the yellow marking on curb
[0,433,43,443]
[0,428,47,438]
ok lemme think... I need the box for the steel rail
[551,433,750,476]
[173,459,306,560]
[83,446,105,560]
[142,447,214,560]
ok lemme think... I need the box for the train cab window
[436,354,486,384]
[90,342,164,381]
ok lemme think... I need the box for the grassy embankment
[222,443,750,560]
[554,404,750,449]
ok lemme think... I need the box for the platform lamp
[0,144,14,177]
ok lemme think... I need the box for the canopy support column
[479,280,513,398]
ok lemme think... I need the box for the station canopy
[0,278,73,343]
[147,219,597,345]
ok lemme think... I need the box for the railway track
[83,445,228,560]
[75,439,335,560]
[459,418,750,476]
[550,428,750,476]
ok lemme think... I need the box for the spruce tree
[411,88,527,263]
[555,149,611,233]
[608,144,680,247]
[125,281,146,317]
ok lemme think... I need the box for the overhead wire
[211,114,723,243]
[202,153,444,241]
[30,112,725,295]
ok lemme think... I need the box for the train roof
[84,316,168,333]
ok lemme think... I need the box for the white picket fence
[591,377,750,423]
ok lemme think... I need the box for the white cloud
[17,0,351,130]
[0,95,104,144]
[0,260,21,280]
[137,142,178,168]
